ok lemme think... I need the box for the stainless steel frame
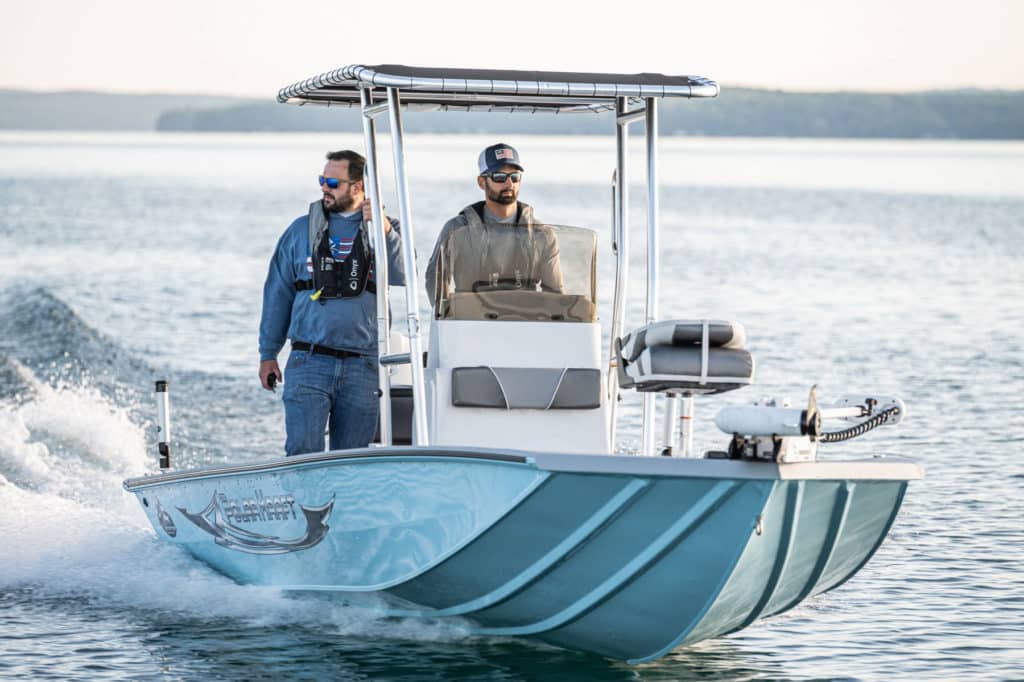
[608,97,667,455]
[359,87,393,446]
[279,65,720,111]
[385,87,430,446]
[642,98,661,456]
[285,93,622,114]
[607,97,639,448]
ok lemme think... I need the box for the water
[1,131,1022,680]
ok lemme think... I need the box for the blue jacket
[259,209,405,361]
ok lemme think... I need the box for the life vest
[295,201,375,302]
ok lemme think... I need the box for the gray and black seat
[616,319,754,394]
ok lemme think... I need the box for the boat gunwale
[532,451,922,481]
[123,447,923,491]
[123,448,529,490]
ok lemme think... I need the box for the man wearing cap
[425,143,563,309]
[258,149,405,456]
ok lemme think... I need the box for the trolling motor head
[802,384,822,439]
[714,385,906,463]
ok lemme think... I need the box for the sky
[1,0,1022,97]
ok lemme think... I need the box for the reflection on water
[0,132,1022,680]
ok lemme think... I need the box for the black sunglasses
[319,175,354,189]
[483,171,522,183]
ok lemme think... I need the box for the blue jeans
[282,349,379,456]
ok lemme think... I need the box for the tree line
[155,89,1024,139]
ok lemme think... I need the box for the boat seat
[451,366,600,409]
[616,319,754,394]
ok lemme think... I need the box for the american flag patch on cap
[495,148,515,160]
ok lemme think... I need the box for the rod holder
[661,394,679,455]
[155,380,171,470]
[380,352,412,366]
[680,395,694,458]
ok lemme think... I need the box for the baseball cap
[478,143,524,175]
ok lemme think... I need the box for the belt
[291,341,365,359]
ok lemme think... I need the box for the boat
[124,65,923,663]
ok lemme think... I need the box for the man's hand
[260,359,282,391]
[361,199,392,234]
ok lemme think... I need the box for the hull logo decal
[178,492,334,555]
[156,500,177,538]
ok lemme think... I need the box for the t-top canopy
[277,64,719,114]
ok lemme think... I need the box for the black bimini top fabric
[277,64,719,114]
[357,64,710,88]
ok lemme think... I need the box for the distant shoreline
[2,88,1023,140]
[5,130,1024,144]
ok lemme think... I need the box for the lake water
[0,131,1022,681]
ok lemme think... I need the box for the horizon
[6,83,1024,100]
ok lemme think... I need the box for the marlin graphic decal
[178,493,334,555]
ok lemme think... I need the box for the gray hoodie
[424,201,564,308]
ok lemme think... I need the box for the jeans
[282,349,379,456]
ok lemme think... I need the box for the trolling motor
[714,385,906,463]
[155,380,171,470]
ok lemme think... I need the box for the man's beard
[486,186,517,205]
[323,193,355,213]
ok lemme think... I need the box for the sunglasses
[483,171,522,183]
[318,175,354,189]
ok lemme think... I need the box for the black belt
[291,341,365,359]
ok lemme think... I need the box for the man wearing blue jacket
[259,150,405,456]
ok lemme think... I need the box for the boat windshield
[432,223,597,322]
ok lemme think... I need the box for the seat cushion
[619,319,746,363]
[616,319,753,395]
[621,346,753,394]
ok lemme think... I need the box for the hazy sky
[2,0,1021,97]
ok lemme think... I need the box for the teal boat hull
[124,448,920,662]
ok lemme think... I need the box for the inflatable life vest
[295,201,375,302]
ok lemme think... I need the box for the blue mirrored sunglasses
[318,175,353,189]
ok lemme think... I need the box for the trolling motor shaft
[155,380,171,470]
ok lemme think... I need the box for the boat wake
[0,289,471,644]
